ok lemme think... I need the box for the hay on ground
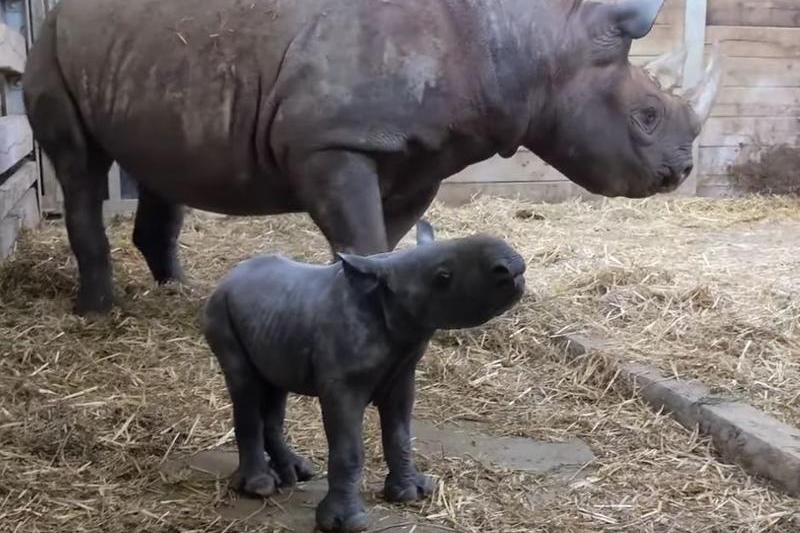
[1,195,800,532]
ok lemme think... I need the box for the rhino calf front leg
[132,186,185,284]
[378,360,434,503]
[317,391,369,532]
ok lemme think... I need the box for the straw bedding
[1,195,799,532]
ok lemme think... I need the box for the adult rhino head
[523,0,722,198]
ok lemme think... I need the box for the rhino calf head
[530,0,721,198]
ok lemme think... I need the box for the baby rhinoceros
[202,225,525,532]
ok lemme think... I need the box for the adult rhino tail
[415,219,435,246]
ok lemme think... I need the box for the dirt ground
[1,195,800,532]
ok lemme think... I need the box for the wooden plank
[684,0,708,90]
[698,145,759,175]
[29,0,48,41]
[0,187,38,261]
[0,22,26,74]
[681,0,706,198]
[712,87,800,118]
[708,1,800,28]
[0,116,32,175]
[699,116,800,147]
[0,208,21,259]
[630,24,683,57]
[436,181,601,207]
[718,57,800,88]
[706,26,800,58]
[0,160,36,220]
[698,173,736,188]
[697,183,738,198]
[102,198,138,221]
[108,163,122,201]
[13,186,40,229]
[448,151,567,184]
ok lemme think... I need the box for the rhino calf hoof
[230,467,280,498]
[315,494,369,532]
[272,453,315,487]
[384,472,434,503]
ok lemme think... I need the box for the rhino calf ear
[612,0,665,39]
[338,253,384,293]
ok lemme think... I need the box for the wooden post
[678,0,708,197]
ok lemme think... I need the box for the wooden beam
[681,0,708,197]
[0,115,32,175]
[0,22,26,74]
[707,1,800,28]
[436,181,600,207]
[0,161,36,221]
[706,26,800,59]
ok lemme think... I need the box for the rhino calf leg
[132,186,185,284]
[204,301,280,497]
[316,391,369,532]
[296,151,388,258]
[261,385,314,486]
[378,352,434,503]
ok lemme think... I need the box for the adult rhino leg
[384,184,440,250]
[294,151,388,258]
[23,11,114,315]
[132,186,185,284]
[59,157,114,315]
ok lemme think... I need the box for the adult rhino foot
[74,287,113,316]
[272,452,315,487]
[384,471,434,503]
[315,493,368,532]
[230,466,280,498]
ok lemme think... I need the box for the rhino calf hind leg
[132,187,185,284]
[260,386,315,487]
[204,300,280,497]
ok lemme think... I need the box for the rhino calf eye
[433,269,452,289]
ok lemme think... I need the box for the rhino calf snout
[204,234,524,532]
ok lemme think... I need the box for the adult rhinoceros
[23,0,720,315]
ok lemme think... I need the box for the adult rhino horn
[614,0,666,39]
[685,44,723,123]
[644,46,687,89]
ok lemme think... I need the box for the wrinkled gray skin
[23,0,704,315]
[203,229,525,532]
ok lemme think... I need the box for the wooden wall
[697,1,800,197]
[0,0,39,260]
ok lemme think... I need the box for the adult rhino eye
[635,106,660,134]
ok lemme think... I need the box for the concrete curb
[560,334,800,497]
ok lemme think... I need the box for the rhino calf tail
[415,219,435,246]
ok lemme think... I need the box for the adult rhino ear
[337,253,386,294]
[610,0,665,39]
